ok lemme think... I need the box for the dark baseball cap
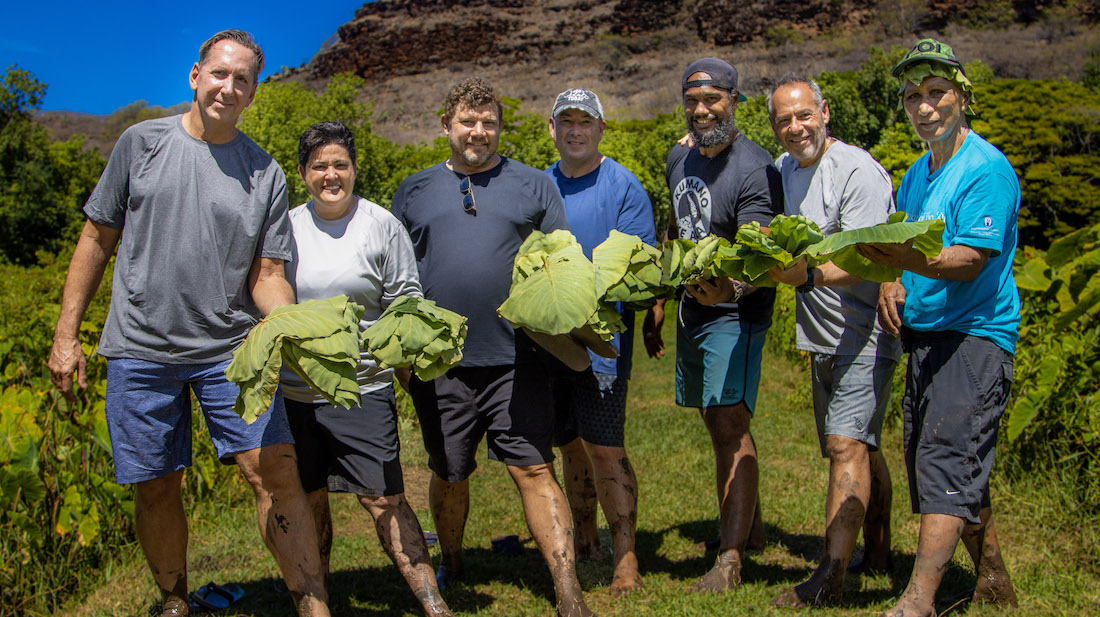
[892,38,965,78]
[682,58,749,102]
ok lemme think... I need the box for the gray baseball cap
[552,88,604,119]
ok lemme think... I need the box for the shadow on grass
[185,523,979,616]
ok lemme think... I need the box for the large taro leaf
[296,326,361,361]
[360,295,467,379]
[803,211,945,283]
[226,296,362,384]
[593,230,661,298]
[660,239,695,287]
[498,243,598,335]
[512,230,581,287]
[227,295,364,423]
[1014,256,1052,292]
[1054,273,1100,330]
[283,344,360,408]
[1046,223,1100,268]
[231,340,285,424]
[369,335,408,367]
[588,303,626,341]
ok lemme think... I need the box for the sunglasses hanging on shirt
[459,176,476,215]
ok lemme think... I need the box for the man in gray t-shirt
[766,75,900,609]
[47,30,330,617]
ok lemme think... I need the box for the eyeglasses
[459,176,476,215]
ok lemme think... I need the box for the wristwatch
[796,266,818,294]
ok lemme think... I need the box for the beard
[459,147,493,168]
[687,112,738,149]
[450,133,496,169]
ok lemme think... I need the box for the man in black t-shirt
[644,57,783,593]
[391,77,594,617]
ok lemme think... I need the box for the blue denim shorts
[675,314,770,412]
[105,358,294,484]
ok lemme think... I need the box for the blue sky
[1,1,368,114]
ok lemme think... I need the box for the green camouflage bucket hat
[893,38,978,118]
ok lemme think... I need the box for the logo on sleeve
[970,214,999,238]
[672,176,711,242]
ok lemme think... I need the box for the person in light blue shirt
[859,38,1019,617]
[544,88,655,596]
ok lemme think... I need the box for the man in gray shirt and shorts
[766,74,900,608]
[48,30,330,617]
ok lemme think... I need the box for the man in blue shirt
[545,88,655,596]
[859,39,1020,617]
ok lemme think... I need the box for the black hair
[297,121,357,170]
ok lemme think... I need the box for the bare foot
[159,595,189,617]
[689,550,742,593]
[771,559,844,608]
[609,570,643,597]
[556,596,597,617]
[878,597,936,617]
[972,550,1018,609]
[972,572,1018,608]
[770,581,842,608]
[290,591,331,617]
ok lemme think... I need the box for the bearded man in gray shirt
[47,30,330,617]
[766,75,900,608]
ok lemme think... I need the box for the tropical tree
[0,66,103,265]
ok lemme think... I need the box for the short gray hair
[766,74,824,120]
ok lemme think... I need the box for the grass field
[63,314,1100,617]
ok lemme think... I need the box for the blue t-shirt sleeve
[618,174,656,245]
[949,169,1018,257]
[538,174,569,233]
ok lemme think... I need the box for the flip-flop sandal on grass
[189,582,245,611]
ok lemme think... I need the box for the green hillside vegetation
[1,44,1098,614]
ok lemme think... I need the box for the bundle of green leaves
[679,235,743,283]
[594,230,667,310]
[361,295,468,381]
[499,230,619,370]
[803,211,945,282]
[226,295,364,424]
[734,216,825,285]
[499,230,600,335]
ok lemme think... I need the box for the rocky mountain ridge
[39,0,1100,149]
[274,0,1098,144]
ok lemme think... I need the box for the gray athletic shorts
[902,329,1013,524]
[285,387,404,497]
[409,364,555,483]
[811,353,897,457]
[550,369,628,448]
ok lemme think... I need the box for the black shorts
[902,329,1013,524]
[285,387,404,497]
[408,364,554,483]
[550,369,628,448]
